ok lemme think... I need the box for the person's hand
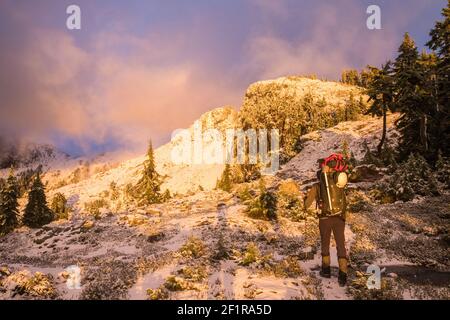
[322,165,330,173]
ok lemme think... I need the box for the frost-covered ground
[1,111,448,300]
[1,189,448,300]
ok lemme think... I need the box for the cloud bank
[0,0,443,155]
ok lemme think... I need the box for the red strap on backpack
[321,153,348,172]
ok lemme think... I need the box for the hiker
[304,154,349,286]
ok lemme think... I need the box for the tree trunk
[420,114,428,151]
[377,110,387,155]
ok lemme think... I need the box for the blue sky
[0,0,446,156]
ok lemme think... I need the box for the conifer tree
[427,0,450,158]
[393,33,428,160]
[217,164,232,192]
[50,192,69,220]
[23,173,54,228]
[366,62,396,155]
[344,93,360,121]
[0,169,19,235]
[135,140,162,205]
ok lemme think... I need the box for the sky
[0,0,446,156]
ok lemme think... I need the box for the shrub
[347,190,373,213]
[179,236,206,259]
[270,256,304,278]
[109,182,120,200]
[436,151,450,189]
[236,185,253,202]
[246,179,277,221]
[374,154,440,202]
[240,242,260,266]
[177,266,207,282]
[277,180,306,221]
[84,198,108,218]
[216,164,232,192]
[164,276,188,291]
[3,271,57,299]
[50,193,70,220]
[146,286,169,300]
[348,273,402,300]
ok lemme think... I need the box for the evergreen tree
[341,69,361,86]
[417,51,442,161]
[366,62,396,155]
[344,93,360,121]
[427,1,450,158]
[0,169,19,235]
[393,33,431,160]
[50,192,69,220]
[23,173,54,228]
[217,164,233,192]
[135,140,162,205]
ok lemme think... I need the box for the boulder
[350,165,383,182]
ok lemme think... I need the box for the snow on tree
[23,173,54,228]
[134,140,162,205]
[0,168,19,235]
[50,192,69,220]
[216,164,232,192]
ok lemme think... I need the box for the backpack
[316,154,348,218]
[320,153,348,172]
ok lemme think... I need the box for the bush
[348,273,402,300]
[109,182,120,201]
[84,198,108,218]
[179,236,206,259]
[240,242,260,266]
[216,164,232,192]
[436,151,450,189]
[277,180,306,221]
[246,179,277,221]
[50,193,70,220]
[146,286,169,300]
[375,154,440,202]
[269,256,304,278]
[235,184,254,203]
[177,266,207,282]
[164,276,188,291]
[3,271,57,299]
[347,190,373,213]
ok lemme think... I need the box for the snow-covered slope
[2,78,370,209]
[38,106,239,207]
[278,113,399,184]
[245,76,366,110]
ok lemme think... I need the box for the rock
[387,273,398,279]
[81,220,95,231]
[146,231,165,243]
[58,271,70,280]
[147,208,163,216]
[121,214,148,227]
[350,165,383,182]
[0,266,11,276]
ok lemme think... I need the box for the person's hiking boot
[320,256,331,278]
[338,258,348,287]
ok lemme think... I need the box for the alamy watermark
[366,264,384,289]
[65,265,81,290]
[66,4,81,30]
[66,4,381,31]
[367,5,382,30]
[170,120,280,175]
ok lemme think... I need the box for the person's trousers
[319,216,347,259]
